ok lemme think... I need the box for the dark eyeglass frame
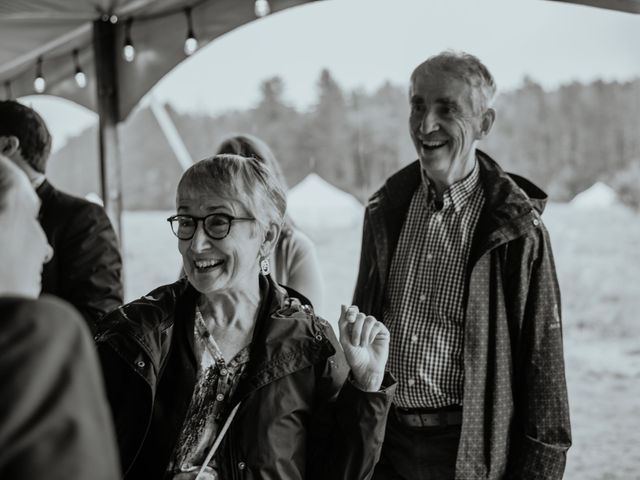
[167,213,255,240]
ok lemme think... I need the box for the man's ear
[260,222,281,258]
[0,136,20,157]
[477,108,496,140]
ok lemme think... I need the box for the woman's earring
[260,258,270,275]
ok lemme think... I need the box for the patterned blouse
[168,306,250,477]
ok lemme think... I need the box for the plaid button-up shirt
[384,161,484,408]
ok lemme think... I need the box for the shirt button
[410,334,418,343]
[532,218,540,226]
[220,369,228,376]
[216,393,224,401]
[419,294,426,302]
[426,253,433,261]
[136,360,145,368]
[408,378,416,386]
[238,462,246,470]
[434,214,442,222]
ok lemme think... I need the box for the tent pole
[92,18,123,244]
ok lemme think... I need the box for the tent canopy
[0,0,319,122]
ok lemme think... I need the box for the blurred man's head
[0,154,52,298]
[0,100,52,181]
[409,51,496,191]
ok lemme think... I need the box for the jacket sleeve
[308,321,396,480]
[505,223,572,479]
[0,297,120,480]
[57,202,123,332]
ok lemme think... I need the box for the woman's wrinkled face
[176,184,263,295]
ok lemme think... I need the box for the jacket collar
[97,276,335,400]
[35,178,54,203]
[365,149,548,276]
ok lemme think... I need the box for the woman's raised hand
[338,305,389,392]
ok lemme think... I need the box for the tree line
[49,70,640,210]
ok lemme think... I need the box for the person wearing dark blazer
[0,100,123,331]
[0,154,120,480]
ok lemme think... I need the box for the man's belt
[395,407,463,428]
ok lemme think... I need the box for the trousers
[372,406,461,480]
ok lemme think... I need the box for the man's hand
[338,304,389,392]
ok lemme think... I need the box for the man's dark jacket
[0,296,120,480]
[95,276,396,480]
[37,179,123,330]
[353,151,571,479]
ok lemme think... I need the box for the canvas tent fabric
[570,181,621,208]
[288,173,364,231]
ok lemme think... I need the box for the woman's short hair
[216,134,289,191]
[177,154,286,237]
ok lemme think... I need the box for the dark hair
[0,154,17,213]
[0,100,52,173]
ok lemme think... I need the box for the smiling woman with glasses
[95,154,395,480]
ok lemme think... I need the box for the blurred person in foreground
[95,154,396,479]
[216,133,324,308]
[353,51,571,479]
[0,155,120,480]
[0,100,123,331]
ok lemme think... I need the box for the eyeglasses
[167,213,255,240]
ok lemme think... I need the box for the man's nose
[420,109,440,134]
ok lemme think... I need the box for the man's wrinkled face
[409,68,486,181]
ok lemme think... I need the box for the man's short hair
[0,100,52,173]
[412,51,497,112]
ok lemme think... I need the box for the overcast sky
[22,0,640,151]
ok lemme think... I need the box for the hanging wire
[123,18,136,62]
[183,7,199,56]
[4,81,12,99]
[73,49,87,88]
[34,57,46,93]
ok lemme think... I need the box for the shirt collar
[422,160,481,214]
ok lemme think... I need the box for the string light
[34,57,46,93]
[73,49,87,88]
[123,18,136,62]
[183,7,198,56]
[254,0,271,17]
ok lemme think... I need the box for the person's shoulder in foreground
[0,295,120,480]
[38,180,123,330]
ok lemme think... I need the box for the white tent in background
[570,181,620,208]
[287,173,364,231]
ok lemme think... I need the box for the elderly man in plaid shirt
[353,51,571,480]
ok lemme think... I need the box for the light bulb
[34,76,46,93]
[254,0,270,17]
[75,70,87,88]
[123,42,135,62]
[184,36,198,56]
